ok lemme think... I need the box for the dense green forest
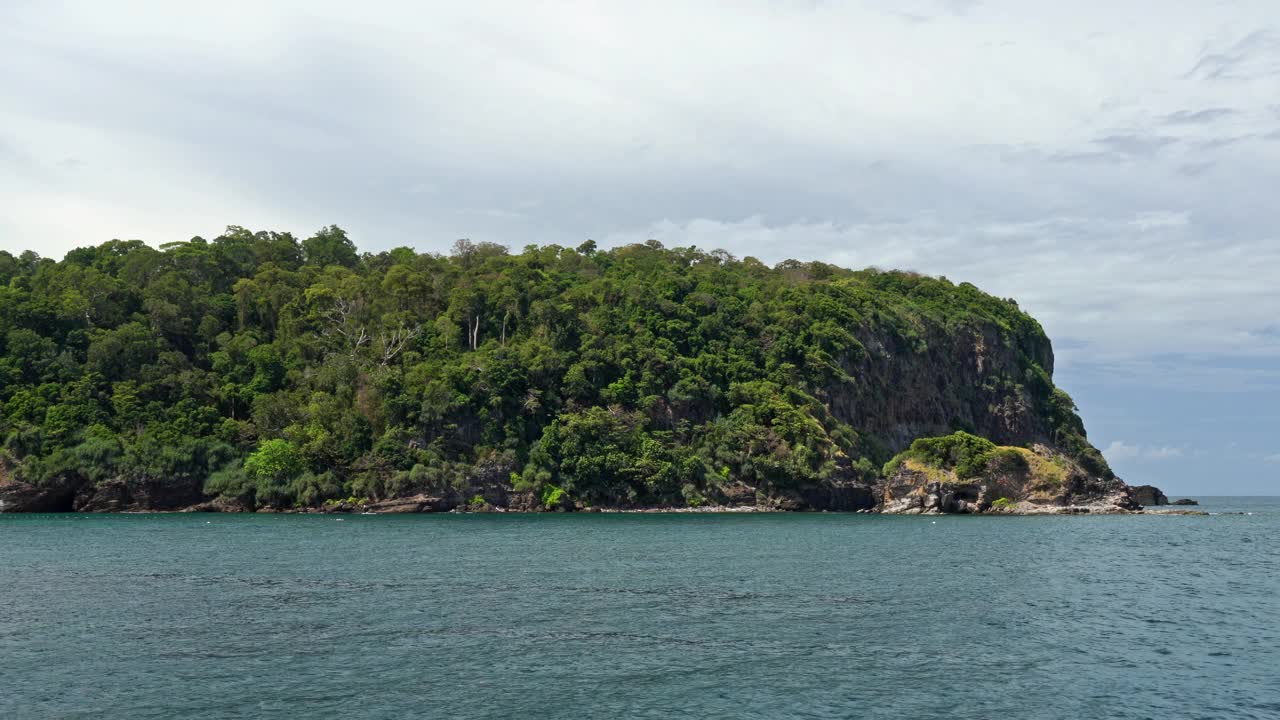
[0,227,1108,511]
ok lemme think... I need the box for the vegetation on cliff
[0,227,1108,510]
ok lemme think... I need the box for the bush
[205,460,254,504]
[541,484,567,510]
[971,447,1029,477]
[244,438,302,482]
[882,431,997,478]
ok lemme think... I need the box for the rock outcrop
[0,480,76,513]
[71,476,206,512]
[1129,485,1169,507]
[875,438,1140,515]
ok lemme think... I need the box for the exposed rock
[875,444,1139,515]
[1129,485,1169,507]
[0,480,76,513]
[68,475,207,513]
[363,494,452,514]
[505,491,543,513]
[710,483,757,507]
[798,483,875,511]
[1171,498,1199,506]
[181,497,250,513]
[830,325,1055,453]
[73,479,131,512]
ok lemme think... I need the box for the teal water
[3,498,1278,719]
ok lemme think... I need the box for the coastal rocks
[364,494,453,514]
[70,476,207,513]
[792,483,876,512]
[316,494,453,514]
[73,479,131,512]
[0,480,76,513]
[875,444,1141,515]
[181,497,251,513]
[699,480,874,512]
[1172,498,1199,506]
[1130,485,1169,507]
[709,482,757,507]
[879,479,982,515]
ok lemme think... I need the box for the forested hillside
[0,227,1111,511]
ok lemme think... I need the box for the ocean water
[3,498,1278,720]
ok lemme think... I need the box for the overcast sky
[3,0,1278,494]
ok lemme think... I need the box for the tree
[303,225,359,269]
[244,438,302,482]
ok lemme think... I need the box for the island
[0,228,1167,515]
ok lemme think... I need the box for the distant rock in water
[1129,485,1170,507]
[1171,498,1199,506]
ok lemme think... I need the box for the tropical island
[0,227,1163,514]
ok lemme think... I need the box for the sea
[3,497,1278,719]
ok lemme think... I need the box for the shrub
[541,484,567,510]
[882,431,997,478]
[244,438,302,482]
[971,447,1029,477]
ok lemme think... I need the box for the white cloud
[1103,440,1186,462]
[1104,440,1142,461]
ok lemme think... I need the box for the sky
[2,0,1278,494]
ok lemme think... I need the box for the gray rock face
[69,476,206,512]
[1129,485,1169,507]
[0,481,75,513]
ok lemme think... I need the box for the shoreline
[2,504,1214,517]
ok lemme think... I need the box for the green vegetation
[883,431,1075,491]
[882,431,1044,482]
[0,227,1107,510]
[990,497,1015,510]
[882,432,999,479]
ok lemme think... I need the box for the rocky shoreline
[0,446,1192,517]
[0,483,1195,516]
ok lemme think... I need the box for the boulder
[362,494,453,514]
[1129,485,1169,507]
[181,497,250,513]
